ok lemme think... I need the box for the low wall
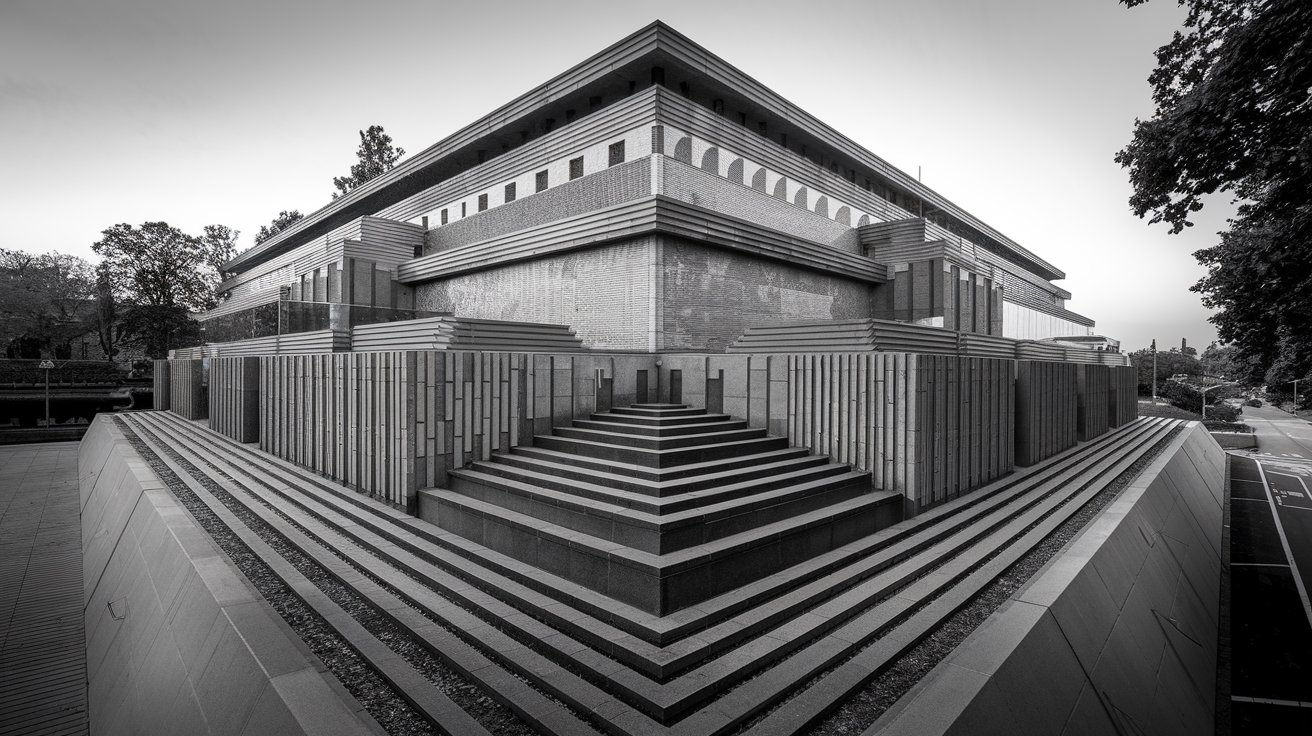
[1014,360,1077,466]
[872,422,1225,736]
[1211,430,1256,449]
[78,416,374,736]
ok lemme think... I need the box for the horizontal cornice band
[396,195,889,284]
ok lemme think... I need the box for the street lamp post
[38,359,55,428]
[1200,380,1238,420]
[1151,339,1158,404]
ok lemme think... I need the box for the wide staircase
[115,408,1185,735]
[429,403,900,615]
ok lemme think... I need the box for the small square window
[440,208,448,225]
[536,170,548,192]
[569,157,583,180]
[608,141,625,167]
[478,193,488,212]
[505,183,516,203]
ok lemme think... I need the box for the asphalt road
[1229,404,1312,731]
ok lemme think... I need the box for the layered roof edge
[225,21,1065,283]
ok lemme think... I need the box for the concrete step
[534,433,790,467]
[128,410,1182,733]
[586,411,735,427]
[427,484,901,614]
[567,418,748,437]
[550,425,768,450]
[470,454,851,506]
[502,445,819,486]
[445,465,871,554]
[610,405,706,417]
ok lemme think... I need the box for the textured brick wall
[415,237,655,352]
[660,237,870,352]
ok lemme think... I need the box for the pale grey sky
[0,0,1228,352]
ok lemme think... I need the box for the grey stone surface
[78,416,377,736]
[872,422,1225,736]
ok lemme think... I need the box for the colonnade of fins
[154,354,1138,515]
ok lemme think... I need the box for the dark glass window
[608,141,625,167]
[569,157,583,180]
[536,170,548,192]
[504,182,516,202]
[477,193,488,211]
[440,208,448,225]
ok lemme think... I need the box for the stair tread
[502,445,819,483]
[134,409,1173,656]
[430,485,899,573]
[448,464,870,525]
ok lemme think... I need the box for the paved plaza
[0,442,88,736]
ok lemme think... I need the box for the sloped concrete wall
[873,422,1224,736]
[79,416,376,736]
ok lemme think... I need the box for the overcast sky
[0,0,1230,352]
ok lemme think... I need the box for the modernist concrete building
[199,21,1099,353]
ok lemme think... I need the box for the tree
[331,125,405,199]
[1117,0,1312,393]
[1199,342,1242,380]
[0,249,96,357]
[201,224,239,276]
[93,264,122,361]
[92,221,233,358]
[1129,346,1202,395]
[254,210,303,245]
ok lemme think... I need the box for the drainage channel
[116,416,539,736]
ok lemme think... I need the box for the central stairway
[425,403,902,615]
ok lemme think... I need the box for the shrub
[1246,398,1262,407]
[1205,402,1241,422]
[1204,420,1253,433]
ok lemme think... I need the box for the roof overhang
[226,21,1065,283]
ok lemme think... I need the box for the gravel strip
[119,417,536,736]
[805,425,1182,735]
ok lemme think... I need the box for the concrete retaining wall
[872,422,1225,736]
[79,416,376,736]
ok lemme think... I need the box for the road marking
[1270,472,1312,502]
[1231,562,1291,568]
[1231,695,1312,708]
[1256,460,1312,632]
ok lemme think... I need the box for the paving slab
[0,441,88,736]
